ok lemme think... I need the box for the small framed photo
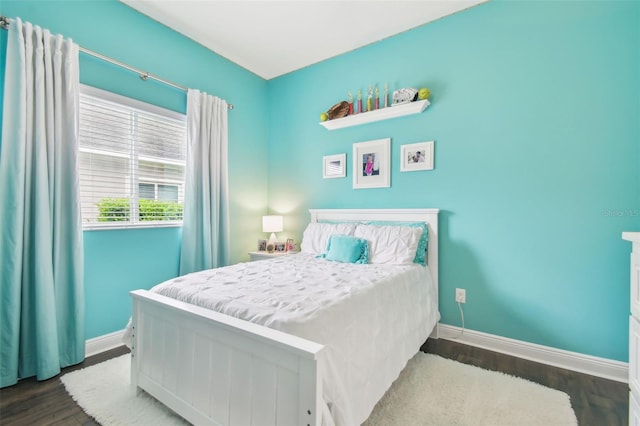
[323,153,346,179]
[353,138,390,189]
[286,238,297,252]
[274,241,286,252]
[257,239,267,251]
[400,141,434,172]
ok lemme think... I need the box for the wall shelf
[319,99,430,130]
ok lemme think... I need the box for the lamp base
[268,233,278,246]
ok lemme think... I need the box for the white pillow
[353,224,423,265]
[300,222,357,254]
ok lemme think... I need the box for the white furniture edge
[624,232,640,243]
[248,251,294,261]
[130,208,440,426]
[438,324,628,383]
[624,232,640,426]
[131,290,325,426]
[319,99,430,130]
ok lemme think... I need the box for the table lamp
[262,215,283,247]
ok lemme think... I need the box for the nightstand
[248,251,296,261]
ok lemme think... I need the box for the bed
[128,208,440,426]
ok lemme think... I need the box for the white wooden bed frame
[130,208,439,426]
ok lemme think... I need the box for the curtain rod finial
[0,15,11,29]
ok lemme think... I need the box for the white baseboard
[437,323,628,383]
[86,324,628,383]
[85,329,126,358]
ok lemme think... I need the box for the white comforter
[133,253,439,425]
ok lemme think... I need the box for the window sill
[83,221,182,231]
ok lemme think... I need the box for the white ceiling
[120,0,487,80]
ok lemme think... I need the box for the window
[139,182,179,201]
[79,85,187,228]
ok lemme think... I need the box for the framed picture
[257,239,267,251]
[286,238,296,252]
[400,141,434,172]
[352,138,390,189]
[274,241,286,252]
[323,153,346,179]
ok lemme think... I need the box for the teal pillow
[321,234,369,264]
[366,221,428,265]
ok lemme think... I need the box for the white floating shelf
[319,99,430,130]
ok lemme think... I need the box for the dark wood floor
[0,339,628,425]
[0,345,130,426]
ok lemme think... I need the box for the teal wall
[2,0,639,362]
[267,1,639,362]
[0,0,270,339]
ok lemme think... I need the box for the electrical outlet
[455,288,466,304]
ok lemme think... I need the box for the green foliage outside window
[139,199,183,221]
[97,198,130,222]
[96,198,183,222]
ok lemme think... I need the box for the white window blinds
[79,85,186,229]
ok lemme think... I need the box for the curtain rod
[0,15,234,110]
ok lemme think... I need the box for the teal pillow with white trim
[321,234,369,264]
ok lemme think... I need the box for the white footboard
[130,290,325,426]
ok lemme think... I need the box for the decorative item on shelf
[262,215,283,246]
[319,99,429,130]
[257,239,267,252]
[384,84,389,108]
[348,92,353,115]
[327,101,349,120]
[318,82,431,128]
[286,238,297,252]
[392,88,419,106]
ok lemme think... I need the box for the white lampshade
[262,215,283,233]
[262,215,283,245]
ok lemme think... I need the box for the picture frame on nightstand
[274,242,286,252]
[257,239,267,251]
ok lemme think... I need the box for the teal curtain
[179,89,230,274]
[0,18,84,388]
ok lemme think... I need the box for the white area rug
[61,352,577,426]
[363,353,577,426]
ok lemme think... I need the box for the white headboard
[308,208,439,299]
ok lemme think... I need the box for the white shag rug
[61,352,577,426]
